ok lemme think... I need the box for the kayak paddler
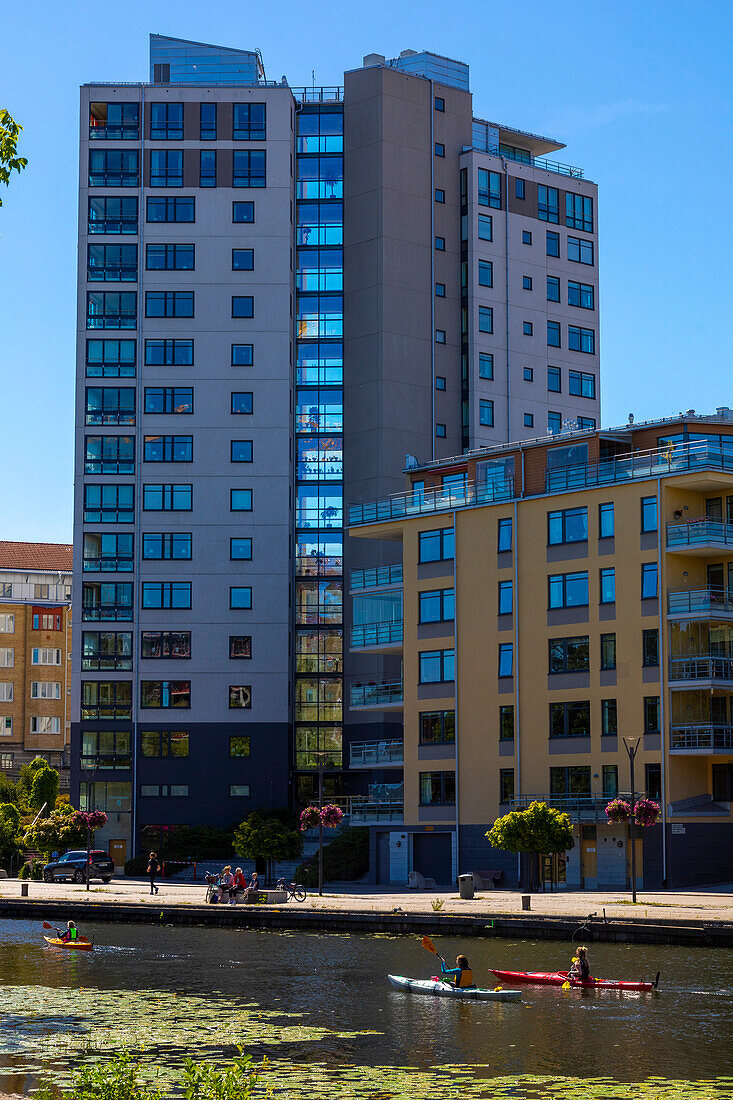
[440,954,476,989]
[58,920,79,943]
[568,945,591,980]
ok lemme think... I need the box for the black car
[43,849,114,884]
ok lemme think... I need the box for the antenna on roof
[628,413,634,424]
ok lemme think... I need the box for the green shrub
[18,859,45,880]
[296,826,369,887]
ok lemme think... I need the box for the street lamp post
[312,750,330,898]
[80,757,99,893]
[622,737,640,903]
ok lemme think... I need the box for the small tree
[0,772,18,805]
[233,812,303,884]
[0,109,27,206]
[18,757,59,812]
[486,800,574,891]
[0,803,21,867]
[24,804,85,862]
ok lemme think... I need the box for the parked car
[43,850,114,884]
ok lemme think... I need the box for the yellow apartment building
[0,542,73,790]
[347,410,733,889]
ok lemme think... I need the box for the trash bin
[458,873,475,900]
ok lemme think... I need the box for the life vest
[68,927,77,941]
[457,967,474,988]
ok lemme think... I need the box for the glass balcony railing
[351,622,403,648]
[350,564,403,590]
[666,519,733,549]
[350,479,513,526]
[348,798,404,823]
[669,655,733,681]
[349,739,404,767]
[667,588,733,615]
[546,441,733,493]
[670,726,733,751]
[350,680,403,708]
[509,793,632,821]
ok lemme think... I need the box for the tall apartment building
[348,411,733,889]
[72,35,600,859]
[0,543,73,788]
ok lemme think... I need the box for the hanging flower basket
[320,803,344,828]
[634,798,661,827]
[299,806,321,831]
[71,810,108,831]
[605,798,632,824]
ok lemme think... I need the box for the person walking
[147,851,160,895]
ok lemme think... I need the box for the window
[230,636,252,659]
[644,696,661,733]
[230,536,253,562]
[89,101,139,140]
[0,684,12,702]
[230,489,253,511]
[568,280,594,309]
[144,387,193,414]
[515,178,525,199]
[146,244,194,270]
[434,142,445,157]
[200,101,217,139]
[232,249,254,271]
[150,102,183,139]
[233,149,266,187]
[478,260,493,287]
[478,214,492,241]
[523,275,533,291]
[522,230,532,245]
[600,633,616,670]
[499,705,514,740]
[419,771,456,805]
[140,784,189,797]
[435,236,445,251]
[233,201,255,223]
[498,517,512,552]
[232,296,254,318]
[523,321,533,336]
[230,587,252,610]
[86,338,136,378]
[144,435,192,462]
[142,582,191,609]
[89,149,139,187]
[578,416,596,430]
[141,631,191,659]
[568,326,595,354]
[550,765,591,796]
[435,423,446,438]
[84,484,134,523]
[86,291,137,330]
[231,392,253,414]
[419,588,455,623]
[434,96,445,111]
[474,398,494,428]
[231,440,253,463]
[229,685,252,709]
[645,762,662,800]
[479,353,493,379]
[643,629,659,667]
[566,193,593,232]
[568,236,594,265]
[83,531,134,571]
[30,716,61,735]
[478,168,501,208]
[538,185,559,222]
[547,321,561,347]
[150,150,183,187]
[143,484,192,511]
[524,413,534,428]
[81,681,131,720]
[231,344,254,366]
[435,376,446,391]
[546,230,560,257]
[87,243,137,281]
[197,150,214,187]
[85,387,135,426]
[548,507,588,544]
[81,631,132,671]
[0,649,13,668]
[549,636,589,673]
[498,642,514,677]
[419,649,455,683]
[569,370,595,399]
[84,435,134,474]
[547,276,560,302]
[141,730,190,758]
[142,533,192,560]
[145,339,193,366]
[0,615,15,634]
[641,562,658,599]
[548,571,589,608]
[145,292,194,318]
[435,329,446,344]
[550,700,590,738]
[434,188,445,203]
[547,366,561,393]
[146,196,195,223]
[230,735,251,759]
[233,102,266,140]
[419,711,455,744]
[435,283,446,297]
[419,527,454,563]
[499,769,514,804]
[599,502,614,538]
[140,681,191,708]
[600,568,616,604]
[602,764,618,796]
[641,496,658,532]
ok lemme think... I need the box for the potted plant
[633,798,661,827]
[605,798,632,824]
[319,804,343,828]
[299,806,321,831]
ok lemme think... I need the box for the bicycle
[204,873,223,904]
[276,878,307,902]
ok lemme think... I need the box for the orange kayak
[44,935,93,951]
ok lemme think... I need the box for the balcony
[350,621,403,650]
[350,680,403,710]
[666,519,733,555]
[348,797,404,824]
[509,793,628,822]
[349,739,404,769]
[669,655,733,684]
[670,726,733,753]
[545,440,733,494]
[350,564,403,591]
[667,588,733,618]
[349,478,514,527]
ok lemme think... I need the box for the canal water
[0,918,731,1097]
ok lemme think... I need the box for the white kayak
[388,975,521,1001]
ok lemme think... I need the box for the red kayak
[489,969,659,992]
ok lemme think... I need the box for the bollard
[521,894,531,911]
[21,883,29,897]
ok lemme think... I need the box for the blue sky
[1,0,731,542]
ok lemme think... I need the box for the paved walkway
[3,878,733,923]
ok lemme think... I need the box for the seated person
[247,870,259,893]
[59,920,78,943]
[440,954,475,988]
[568,945,591,981]
[229,867,247,903]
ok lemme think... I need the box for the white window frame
[0,614,15,634]
[0,648,13,667]
[0,717,12,736]
[0,683,13,702]
[30,716,61,734]
[31,647,62,666]
[31,681,61,700]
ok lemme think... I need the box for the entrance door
[581,826,597,889]
[412,832,452,885]
[109,840,127,869]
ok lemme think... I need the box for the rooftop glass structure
[386,50,469,91]
[149,34,264,85]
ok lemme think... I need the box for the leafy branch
[0,109,28,205]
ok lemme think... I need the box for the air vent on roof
[363,53,385,67]
[717,406,732,420]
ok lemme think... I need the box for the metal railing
[667,519,733,548]
[350,680,404,707]
[466,142,584,178]
[669,655,733,681]
[509,793,632,821]
[546,441,733,493]
[348,799,404,823]
[670,726,733,751]
[292,86,344,103]
[349,739,404,767]
[351,621,403,648]
[349,478,514,526]
[667,588,733,615]
[350,564,403,590]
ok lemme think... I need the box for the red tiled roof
[0,541,73,572]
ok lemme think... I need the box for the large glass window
[419,649,455,683]
[89,197,138,235]
[566,193,593,232]
[83,484,134,523]
[419,771,455,805]
[145,292,194,318]
[141,631,191,658]
[89,102,139,139]
[81,680,132,719]
[144,387,193,414]
[296,389,342,432]
[548,572,589,608]
[141,730,190,757]
[140,681,191,708]
[81,631,132,671]
[199,149,216,187]
[85,387,135,426]
[568,281,595,309]
[143,435,192,462]
[478,168,501,208]
[297,156,342,199]
[150,150,183,187]
[84,435,134,475]
[142,483,192,511]
[233,103,266,140]
[86,292,136,330]
[200,102,216,140]
[569,369,595,397]
[548,507,588,545]
[568,236,594,265]
[538,185,559,222]
[89,149,138,186]
[150,102,183,139]
[145,340,193,366]
[550,701,591,738]
[146,244,194,270]
[146,197,195,223]
[82,532,134,571]
[549,636,589,673]
[233,150,267,187]
[295,630,342,673]
[419,588,455,623]
[550,766,591,796]
[86,339,136,379]
[418,527,454,562]
[419,711,455,745]
[641,562,658,599]
[82,581,133,621]
[142,533,192,560]
[142,582,191,609]
[297,436,342,480]
[569,326,595,354]
[641,496,658,532]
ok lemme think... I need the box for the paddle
[42,920,61,938]
[421,934,446,965]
